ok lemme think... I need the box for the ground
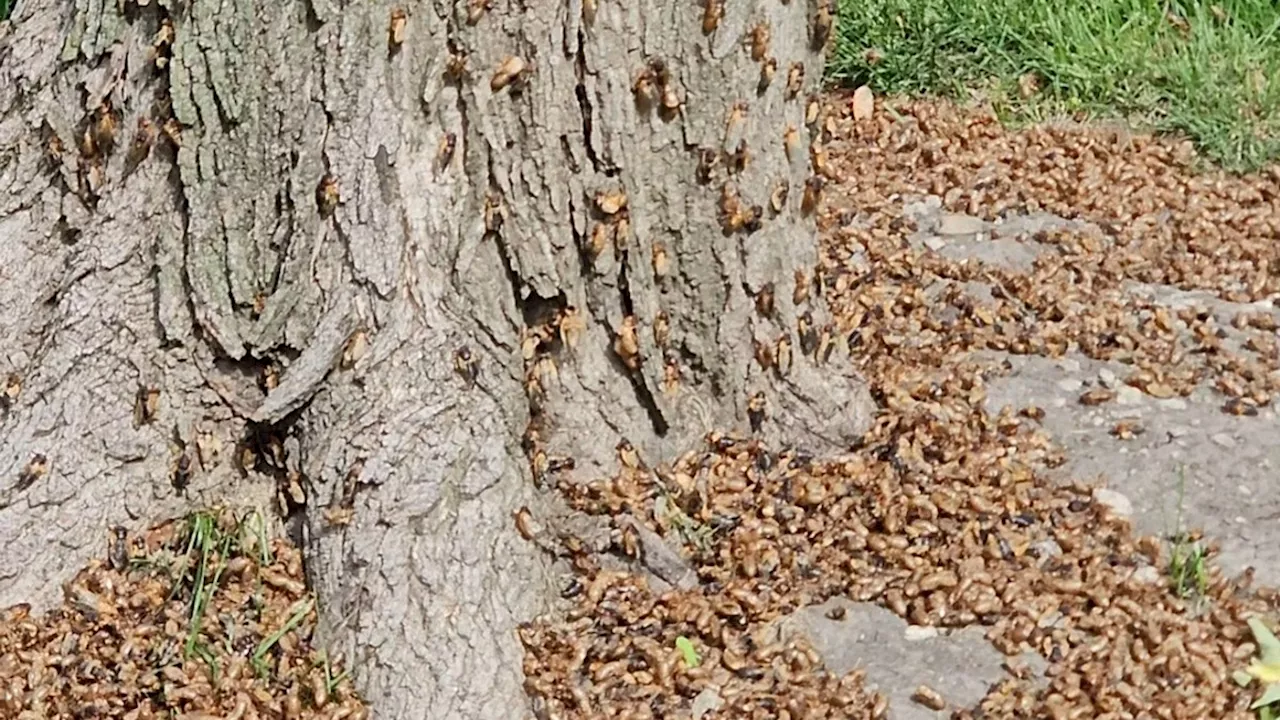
[515,97,1280,720]
[4,91,1277,719]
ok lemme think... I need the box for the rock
[1031,539,1062,560]
[851,85,875,120]
[1057,357,1082,373]
[936,213,986,236]
[923,236,947,251]
[1036,611,1063,629]
[1116,386,1144,405]
[1097,368,1117,388]
[1056,378,1083,392]
[904,625,939,641]
[691,689,724,719]
[778,601,1043,719]
[1159,398,1188,410]
[1131,566,1161,585]
[622,516,699,590]
[903,196,943,221]
[1092,488,1133,517]
[1212,433,1236,449]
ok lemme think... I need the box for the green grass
[1,0,10,22]
[251,597,314,678]
[132,508,278,679]
[1165,467,1210,605]
[1169,532,1209,599]
[829,0,1280,171]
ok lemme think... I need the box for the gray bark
[0,0,868,716]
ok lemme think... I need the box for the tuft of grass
[1165,467,1210,605]
[176,511,237,668]
[829,0,1280,171]
[1169,533,1210,600]
[252,597,315,678]
[139,507,274,678]
[1,0,9,22]
[315,650,352,696]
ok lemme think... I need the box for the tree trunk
[0,0,868,715]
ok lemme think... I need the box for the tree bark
[0,0,868,716]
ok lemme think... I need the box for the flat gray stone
[621,515,699,590]
[776,599,1044,719]
[982,351,1280,586]
[936,213,987,236]
[690,688,723,719]
[905,200,1053,271]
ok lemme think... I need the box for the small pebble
[904,625,939,641]
[1211,433,1236,449]
[1031,539,1063,559]
[1057,378,1083,392]
[923,236,947,251]
[1093,488,1133,517]
[691,689,724,720]
[1097,368,1117,388]
[1131,566,1161,584]
[1036,611,1063,629]
[1116,386,1144,405]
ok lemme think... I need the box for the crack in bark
[482,155,534,344]
[572,30,612,177]
[616,253,669,437]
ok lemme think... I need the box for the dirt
[4,95,1280,719]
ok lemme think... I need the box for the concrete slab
[774,598,1045,719]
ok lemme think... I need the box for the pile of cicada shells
[820,96,1280,411]
[0,512,365,720]
[520,97,1280,720]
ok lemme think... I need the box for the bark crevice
[572,31,609,178]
